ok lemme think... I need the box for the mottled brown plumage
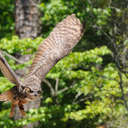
[0,14,83,117]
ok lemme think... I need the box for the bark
[14,0,42,127]
[15,0,41,39]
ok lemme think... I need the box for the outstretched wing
[25,14,83,82]
[0,52,20,86]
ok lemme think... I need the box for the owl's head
[20,75,42,100]
[22,86,41,100]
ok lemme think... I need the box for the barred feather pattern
[25,14,83,82]
[0,52,20,86]
[0,90,13,102]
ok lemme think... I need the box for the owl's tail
[0,90,12,102]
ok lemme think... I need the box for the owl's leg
[18,102,26,116]
[10,103,16,118]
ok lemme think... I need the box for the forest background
[0,0,128,128]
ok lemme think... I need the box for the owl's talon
[18,102,26,117]
[10,103,16,118]
[9,112,14,118]
[21,111,26,117]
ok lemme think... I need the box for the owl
[0,14,83,117]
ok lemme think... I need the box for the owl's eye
[37,91,41,94]
[30,90,34,93]
[24,87,31,93]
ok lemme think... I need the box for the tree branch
[118,71,128,111]
[57,84,74,95]
[55,78,59,94]
[2,51,25,64]
[43,79,55,96]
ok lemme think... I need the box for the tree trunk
[15,0,41,39]
[14,0,42,127]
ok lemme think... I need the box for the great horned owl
[0,14,83,117]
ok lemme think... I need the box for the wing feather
[0,52,20,86]
[26,14,83,82]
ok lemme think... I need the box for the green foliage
[46,46,127,126]
[0,77,14,93]
[0,0,128,128]
[0,0,14,38]
[0,36,43,55]
[0,39,127,127]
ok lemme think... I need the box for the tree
[14,0,42,128]
[15,0,41,39]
